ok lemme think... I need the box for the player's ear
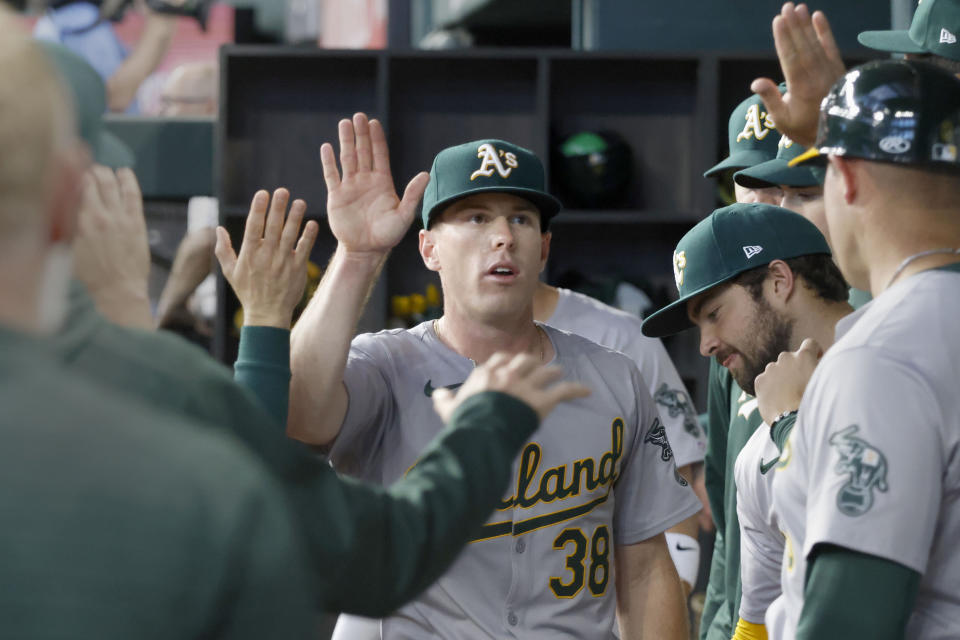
[830,156,858,205]
[420,228,441,272]
[767,259,796,305]
[539,230,551,272]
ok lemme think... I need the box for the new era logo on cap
[941,28,957,44]
[743,245,764,259]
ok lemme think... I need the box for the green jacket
[1,326,316,638]
[700,360,763,640]
[52,283,540,615]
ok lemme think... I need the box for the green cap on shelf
[421,139,562,230]
[641,203,831,337]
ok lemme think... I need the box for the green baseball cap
[858,0,960,61]
[703,91,783,178]
[640,203,831,338]
[39,41,135,169]
[791,60,960,169]
[734,135,825,189]
[421,139,562,230]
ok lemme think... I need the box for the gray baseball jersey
[329,321,700,639]
[545,287,706,467]
[734,421,782,624]
[767,265,960,640]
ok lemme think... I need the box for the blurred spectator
[34,0,177,113]
[158,59,217,116]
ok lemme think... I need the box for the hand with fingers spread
[751,3,845,147]
[754,338,824,425]
[215,188,320,329]
[73,165,153,329]
[320,112,430,257]
[432,352,592,424]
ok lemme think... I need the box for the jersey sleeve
[613,365,702,545]
[623,334,706,468]
[234,326,292,427]
[735,441,783,624]
[328,334,398,476]
[799,348,943,574]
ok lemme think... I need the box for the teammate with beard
[696,91,784,640]
[640,203,850,640]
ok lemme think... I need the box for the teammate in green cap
[641,203,852,640]
[705,92,785,205]
[858,0,960,71]
[754,59,960,640]
[698,88,787,640]
[289,115,700,639]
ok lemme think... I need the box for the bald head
[0,9,76,241]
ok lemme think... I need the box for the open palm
[321,113,430,254]
[751,4,845,147]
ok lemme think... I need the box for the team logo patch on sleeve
[829,425,889,517]
[653,383,702,438]
[644,418,688,486]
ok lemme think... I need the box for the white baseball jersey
[767,265,960,640]
[329,321,700,639]
[545,287,706,467]
[734,422,782,624]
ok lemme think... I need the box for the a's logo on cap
[673,250,687,290]
[743,245,763,259]
[470,143,519,181]
[879,136,911,154]
[941,28,957,44]
[736,104,776,143]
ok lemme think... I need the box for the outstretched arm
[287,113,429,446]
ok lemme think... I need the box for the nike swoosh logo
[675,543,696,551]
[424,380,464,397]
[759,457,780,475]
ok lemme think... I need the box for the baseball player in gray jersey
[534,283,708,593]
[753,59,960,639]
[292,114,699,639]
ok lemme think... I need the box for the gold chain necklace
[433,318,544,363]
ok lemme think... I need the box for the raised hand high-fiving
[321,113,430,256]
